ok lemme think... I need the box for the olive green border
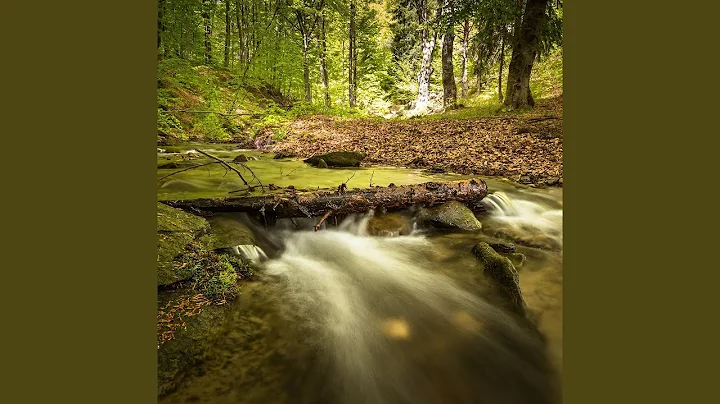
[6,1,713,403]
[4,1,157,403]
[564,2,715,404]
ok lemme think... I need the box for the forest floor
[271,95,563,186]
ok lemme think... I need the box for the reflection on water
[158,144,563,404]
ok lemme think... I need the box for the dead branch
[314,211,333,231]
[194,149,257,192]
[157,161,220,182]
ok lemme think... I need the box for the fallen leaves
[271,113,563,185]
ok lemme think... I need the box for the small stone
[232,154,249,163]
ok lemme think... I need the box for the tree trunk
[504,0,549,110]
[348,0,357,107]
[202,0,213,65]
[460,19,470,98]
[224,0,231,68]
[441,0,456,108]
[302,35,312,103]
[157,0,165,56]
[476,48,483,93]
[415,0,437,111]
[319,11,330,108]
[498,35,505,103]
[162,180,488,219]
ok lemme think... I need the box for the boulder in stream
[304,151,366,167]
[472,242,527,317]
[417,201,482,231]
[232,154,249,163]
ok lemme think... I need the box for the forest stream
[158,144,563,404]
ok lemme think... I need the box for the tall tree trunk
[157,0,165,56]
[476,48,483,93]
[441,0,456,108]
[460,19,470,98]
[415,0,437,111]
[504,0,549,109]
[224,0,231,67]
[441,32,456,107]
[319,11,330,108]
[302,34,312,103]
[202,0,213,65]
[348,0,357,107]
[498,35,505,103]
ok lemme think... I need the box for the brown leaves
[272,114,563,185]
[157,293,213,346]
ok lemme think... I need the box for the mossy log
[162,180,488,219]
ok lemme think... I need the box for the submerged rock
[304,151,366,167]
[157,203,211,286]
[472,242,527,317]
[273,151,296,159]
[232,154,249,163]
[157,303,233,396]
[489,242,515,253]
[367,213,412,237]
[417,201,482,231]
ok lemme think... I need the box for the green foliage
[156,0,563,128]
[192,254,251,299]
[158,108,188,140]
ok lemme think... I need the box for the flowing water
[158,144,563,404]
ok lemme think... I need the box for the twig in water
[369,170,375,187]
[157,161,220,182]
[314,211,333,232]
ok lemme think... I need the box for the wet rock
[207,215,256,249]
[544,177,560,186]
[157,303,233,397]
[317,158,329,169]
[158,161,198,170]
[304,151,366,167]
[367,214,412,237]
[489,242,515,253]
[472,242,527,317]
[508,252,526,268]
[232,154,249,163]
[417,201,482,231]
[273,151,296,159]
[157,203,211,286]
[518,175,532,184]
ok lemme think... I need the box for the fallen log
[161,180,488,219]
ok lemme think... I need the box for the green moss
[419,201,482,231]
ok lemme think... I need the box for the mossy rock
[232,154,249,163]
[472,242,527,317]
[418,201,482,231]
[207,215,256,249]
[157,203,211,286]
[304,151,366,167]
[367,214,412,237]
[158,161,198,170]
[157,303,233,397]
